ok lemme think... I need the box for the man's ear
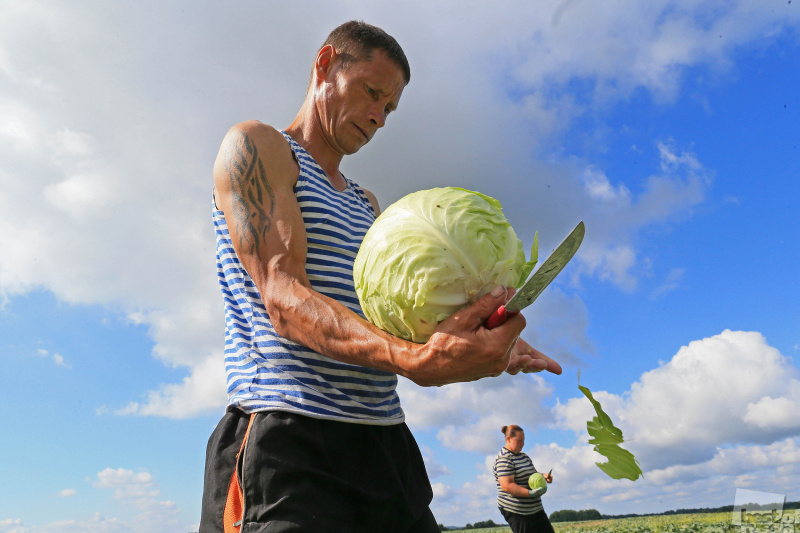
[315,44,336,81]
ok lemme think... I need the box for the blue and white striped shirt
[213,131,404,424]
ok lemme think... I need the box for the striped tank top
[213,131,404,424]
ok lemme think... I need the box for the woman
[493,425,554,533]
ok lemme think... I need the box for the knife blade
[485,221,585,329]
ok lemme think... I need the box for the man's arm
[213,120,528,386]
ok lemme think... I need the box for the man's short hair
[320,20,410,84]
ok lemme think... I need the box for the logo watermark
[731,489,798,533]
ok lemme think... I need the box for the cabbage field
[443,510,800,533]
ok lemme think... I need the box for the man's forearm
[263,274,522,387]
[265,274,421,379]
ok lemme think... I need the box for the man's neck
[285,104,347,191]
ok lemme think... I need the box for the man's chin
[344,140,368,155]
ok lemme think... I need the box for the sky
[0,0,798,530]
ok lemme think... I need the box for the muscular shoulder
[214,120,298,191]
[230,120,286,149]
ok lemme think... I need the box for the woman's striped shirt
[494,448,544,515]
[213,131,404,424]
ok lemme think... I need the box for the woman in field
[493,425,555,533]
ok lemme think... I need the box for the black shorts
[499,507,555,533]
[200,406,439,533]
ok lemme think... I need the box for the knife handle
[485,305,519,329]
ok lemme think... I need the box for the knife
[485,221,585,329]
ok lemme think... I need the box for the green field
[444,510,800,533]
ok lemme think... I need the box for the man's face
[317,49,406,155]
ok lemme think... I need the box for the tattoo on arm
[224,131,277,255]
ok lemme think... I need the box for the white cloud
[0,2,224,417]
[583,168,631,203]
[92,468,158,500]
[1,7,799,524]
[744,395,800,430]
[555,330,800,471]
[2,0,788,421]
[431,482,453,502]
[0,514,128,533]
[0,518,25,532]
[429,330,800,520]
[0,469,181,533]
[34,349,70,369]
[627,330,799,457]
[648,437,800,487]
[91,468,179,532]
[572,141,711,292]
[400,372,557,454]
[0,0,797,529]
[113,353,227,419]
[500,0,800,105]
[580,244,640,292]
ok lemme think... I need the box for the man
[201,20,561,533]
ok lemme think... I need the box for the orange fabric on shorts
[223,414,254,533]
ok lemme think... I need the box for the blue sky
[1,1,799,531]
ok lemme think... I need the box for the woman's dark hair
[319,20,410,84]
[501,425,523,437]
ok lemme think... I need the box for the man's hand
[408,286,526,387]
[506,337,562,375]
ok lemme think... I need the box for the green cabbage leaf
[579,384,643,481]
[354,187,537,343]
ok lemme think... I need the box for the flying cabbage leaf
[354,187,537,343]
[579,384,643,481]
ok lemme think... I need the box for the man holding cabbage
[200,20,562,533]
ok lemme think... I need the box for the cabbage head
[354,187,537,343]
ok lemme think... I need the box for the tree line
[438,519,501,530]
[549,509,603,522]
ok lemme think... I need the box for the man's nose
[369,104,387,129]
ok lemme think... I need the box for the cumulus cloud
[0,2,226,417]
[91,467,179,532]
[572,141,711,292]
[500,0,800,105]
[0,0,798,476]
[113,353,227,419]
[549,330,800,511]
[92,468,159,500]
[400,372,557,454]
[430,330,800,520]
[556,330,800,470]
[0,468,180,533]
[1,0,798,528]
